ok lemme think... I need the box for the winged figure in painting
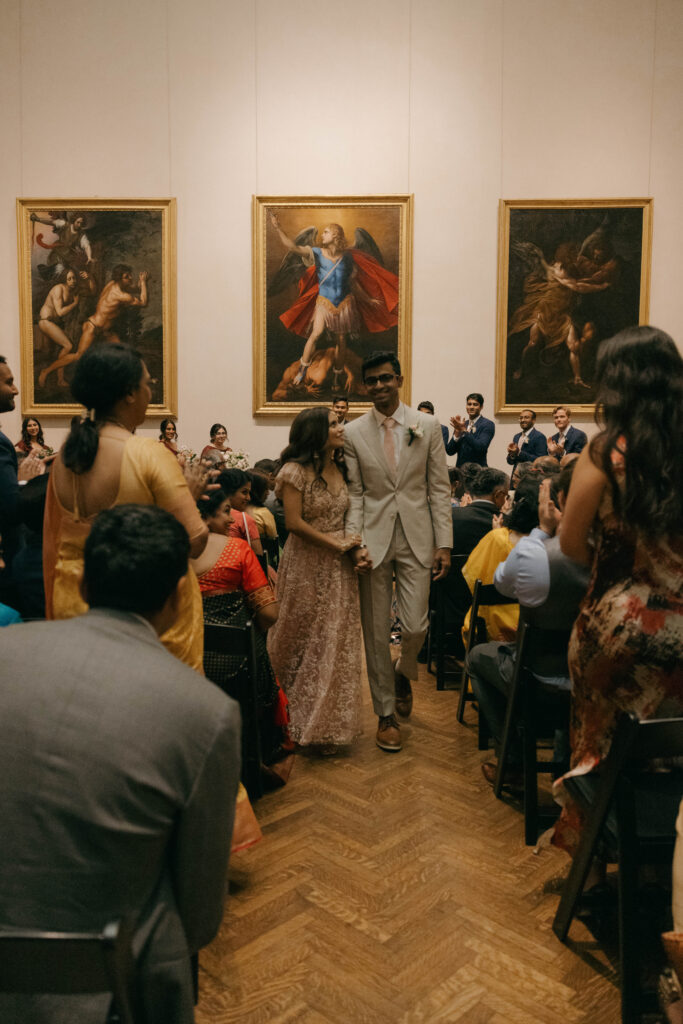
[267,212,399,396]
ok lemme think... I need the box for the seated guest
[446,393,495,466]
[468,465,589,786]
[192,490,291,773]
[547,405,587,460]
[201,422,232,464]
[506,408,547,465]
[246,470,278,541]
[0,504,240,1024]
[462,473,547,644]
[417,400,449,449]
[158,417,179,457]
[15,416,51,460]
[510,461,534,490]
[533,455,561,475]
[218,468,265,557]
[448,466,464,507]
[459,462,482,504]
[263,460,288,547]
[441,468,509,660]
[253,458,277,493]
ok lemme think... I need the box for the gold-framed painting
[17,197,177,416]
[252,194,413,416]
[495,197,653,414]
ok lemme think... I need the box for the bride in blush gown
[267,407,370,749]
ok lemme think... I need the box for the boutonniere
[407,424,424,446]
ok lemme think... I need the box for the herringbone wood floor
[196,664,621,1023]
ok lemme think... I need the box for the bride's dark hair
[590,325,683,536]
[279,407,347,486]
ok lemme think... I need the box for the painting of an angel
[253,196,413,413]
[496,199,652,413]
[17,199,176,416]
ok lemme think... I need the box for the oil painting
[496,198,652,413]
[17,198,176,416]
[252,195,413,415]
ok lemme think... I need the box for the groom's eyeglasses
[364,373,396,387]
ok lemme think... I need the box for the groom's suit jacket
[0,608,240,1024]
[344,405,452,567]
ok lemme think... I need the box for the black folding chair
[456,580,517,749]
[204,621,263,800]
[552,712,683,1023]
[263,536,280,573]
[427,554,468,690]
[493,621,571,844]
[0,919,138,1023]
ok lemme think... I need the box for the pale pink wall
[0,0,681,468]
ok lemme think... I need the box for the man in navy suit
[547,405,587,460]
[0,357,42,607]
[445,393,495,467]
[506,408,547,466]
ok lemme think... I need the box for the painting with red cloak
[252,196,413,415]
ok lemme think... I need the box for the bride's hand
[337,533,362,554]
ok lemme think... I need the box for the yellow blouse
[462,527,519,643]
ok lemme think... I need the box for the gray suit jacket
[344,405,452,567]
[0,609,241,1024]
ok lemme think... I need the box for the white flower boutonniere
[407,424,424,446]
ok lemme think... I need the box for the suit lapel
[357,413,395,483]
[396,407,420,483]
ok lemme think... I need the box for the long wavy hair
[21,416,45,448]
[590,325,683,535]
[279,407,347,486]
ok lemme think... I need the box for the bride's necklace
[102,417,133,433]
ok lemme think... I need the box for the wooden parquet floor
[196,663,622,1023]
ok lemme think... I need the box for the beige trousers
[359,519,431,717]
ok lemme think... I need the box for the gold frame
[252,194,413,416]
[495,197,653,414]
[17,197,177,416]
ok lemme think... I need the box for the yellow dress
[462,527,519,643]
[44,433,205,671]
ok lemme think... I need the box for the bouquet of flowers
[178,445,199,463]
[222,448,250,470]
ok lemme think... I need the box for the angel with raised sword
[267,211,399,395]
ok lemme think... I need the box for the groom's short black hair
[84,505,189,614]
[362,351,401,379]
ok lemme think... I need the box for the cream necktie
[383,416,397,473]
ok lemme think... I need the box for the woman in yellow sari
[44,343,209,669]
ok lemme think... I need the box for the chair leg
[456,662,470,723]
[618,846,641,1024]
[478,712,490,751]
[435,596,446,692]
[523,692,539,845]
[552,791,612,942]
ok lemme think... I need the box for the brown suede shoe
[481,760,523,790]
[394,666,413,718]
[376,714,402,752]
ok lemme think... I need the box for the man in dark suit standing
[0,356,42,607]
[445,393,495,466]
[0,504,241,1024]
[506,408,547,466]
[547,405,587,460]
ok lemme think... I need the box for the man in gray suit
[344,352,452,752]
[0,504,241,1024]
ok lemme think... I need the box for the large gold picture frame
[17,198,177,416]
[252,194,413,416]
[495,198,652,414]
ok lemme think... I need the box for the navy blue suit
[506,426,547,465]
[0,430,20,606]
[445,416,495,467]
[441,423,449,449]
[549,424,587,459]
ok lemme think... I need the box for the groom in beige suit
[344,352,452,752]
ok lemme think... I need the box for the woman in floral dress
[554,326,683,855]
[267,407,368,749]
